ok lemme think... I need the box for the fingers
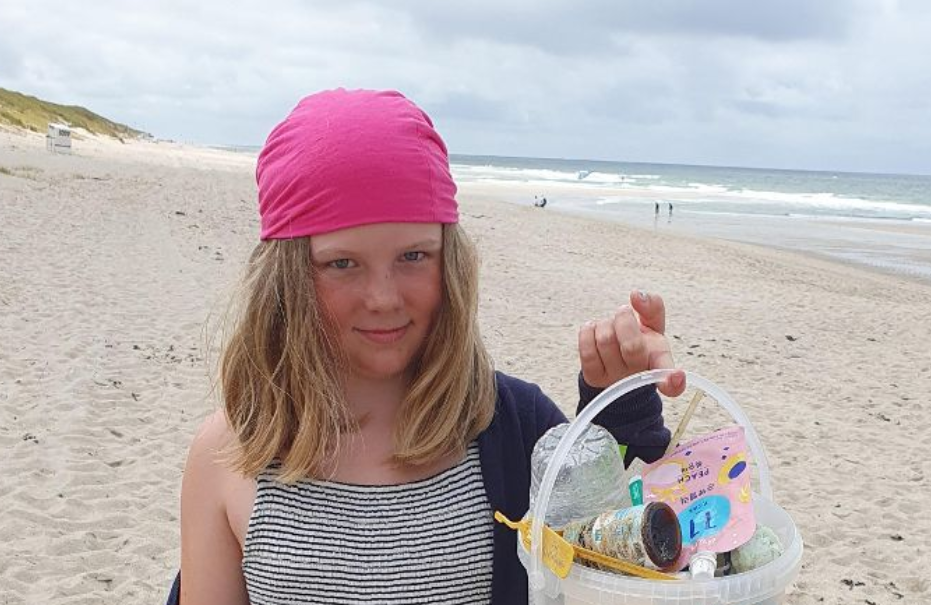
[578,321,605,386]
[580,294,680,391]
[630,290,666,335]
[650,347,675,373]
[613,305,648,371]
[642,321,683,397]
[659,369,687,398]
[593,317,624,381]
[633,290,680,395]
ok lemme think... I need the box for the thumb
[659,369,687,398]
[630,290,666,334]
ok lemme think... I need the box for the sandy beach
[1,129,929,604]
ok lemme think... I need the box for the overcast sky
[2,0,929,174]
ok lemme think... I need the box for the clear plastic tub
[521,369,803,605]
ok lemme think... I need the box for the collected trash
[516,370,803,605]
[731,524,786,574]
[529,423,628,529]
[687,550,718,580]
[494,511,678,582]
[561,502,682,570]
[643,425,757,571]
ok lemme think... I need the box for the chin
[356,357,415,381]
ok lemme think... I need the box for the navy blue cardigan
[166,372,669,605]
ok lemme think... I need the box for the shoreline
[6,127,925,286]
[453,178,931,287]
[580,205,931,287]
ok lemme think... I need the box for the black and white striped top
[243,442,494,604]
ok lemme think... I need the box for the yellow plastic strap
[494,512,574,578]
[571,544,680,581]
[495,511,680,582]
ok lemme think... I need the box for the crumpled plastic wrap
[731,524,784,573]
[529,423,629,529]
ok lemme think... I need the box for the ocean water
[450,155,931,282]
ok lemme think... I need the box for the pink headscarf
[256,88,459,240]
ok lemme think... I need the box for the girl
[172,89,685,605]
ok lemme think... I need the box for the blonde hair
[221,223,496,482]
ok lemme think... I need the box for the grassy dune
[0,87,146,139]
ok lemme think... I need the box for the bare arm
[180,411,250,605]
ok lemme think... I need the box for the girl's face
[310,222,444,384]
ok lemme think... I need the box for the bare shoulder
[181,410,253,603]
[192,409,237,451]
[183,410,240,498]
[183,410,257,546]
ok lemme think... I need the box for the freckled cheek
[404,271,443,320]
[313,279,361,332]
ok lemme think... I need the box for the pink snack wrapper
[642,426,755,566]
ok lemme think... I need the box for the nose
[363,269,403,312]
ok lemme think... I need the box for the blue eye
[329,259,353,269]
[402,251,425,262]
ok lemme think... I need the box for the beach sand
[1,130,929,604]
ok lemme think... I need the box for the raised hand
[578,290,686,397]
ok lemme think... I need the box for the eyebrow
[403,238,443,250]
[312,238,442,258]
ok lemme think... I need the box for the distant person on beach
[655,201,660,216]
[169,89,683,605]
[668,202,674,217]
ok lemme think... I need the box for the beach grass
[0,87,146,139]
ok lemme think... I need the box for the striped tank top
[243,442,494,604]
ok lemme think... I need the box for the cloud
[1,0,929,173]
[398,0,863,56]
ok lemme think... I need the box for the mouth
[355,323,411,344]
